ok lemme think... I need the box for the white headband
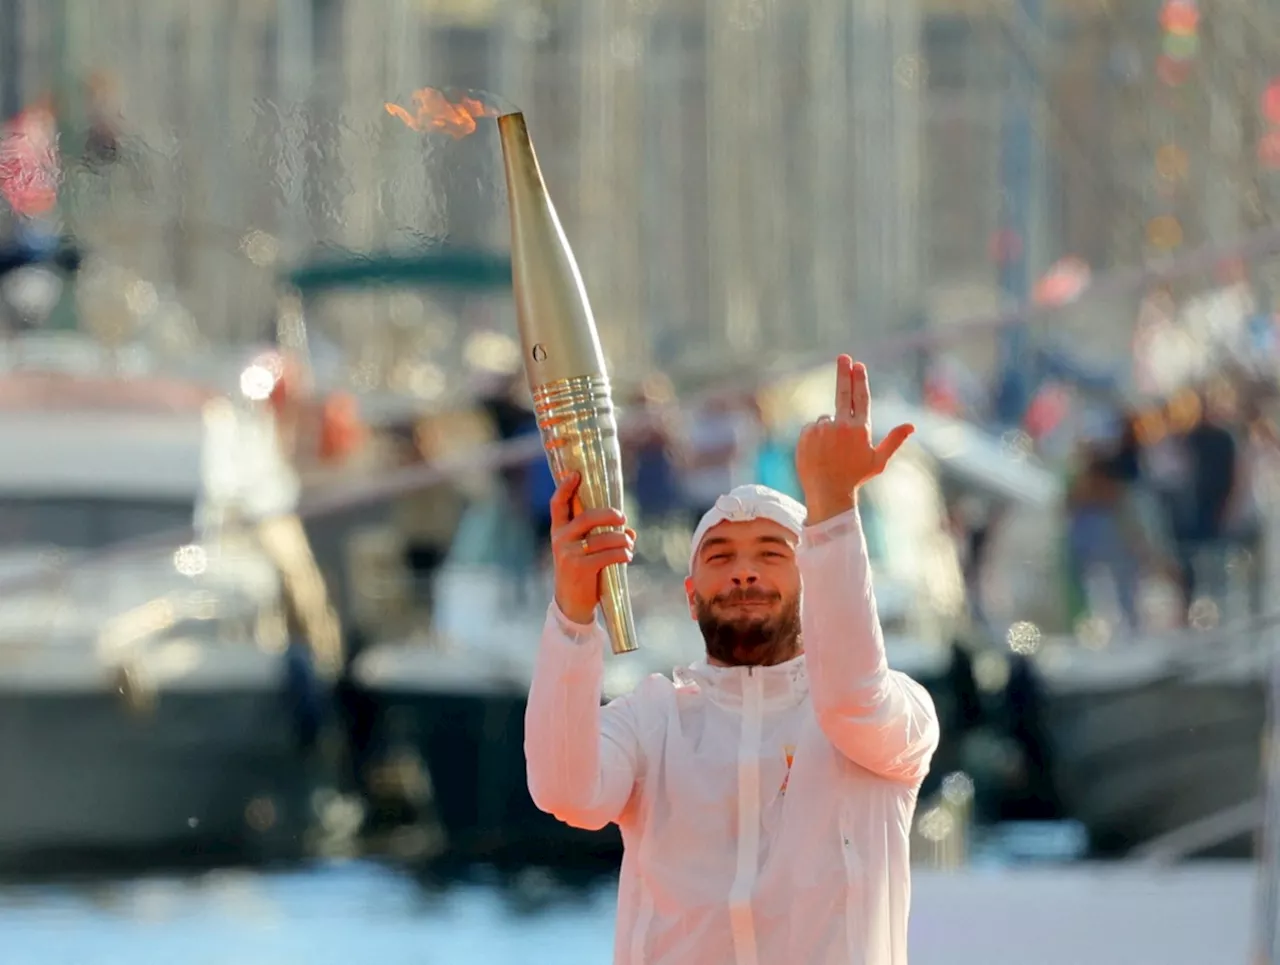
[689,484,807,573]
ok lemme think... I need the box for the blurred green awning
[284,247,512,295]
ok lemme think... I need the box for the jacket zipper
[727,667,763,965]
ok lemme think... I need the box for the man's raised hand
[795,355,914,525]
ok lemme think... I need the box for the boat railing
[1132,798,1264,866]
[1150,606,1280,681]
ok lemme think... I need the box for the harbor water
[2,853,1256,965]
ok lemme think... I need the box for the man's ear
[684,576,697,621]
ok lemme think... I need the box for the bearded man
[525,355,939,965]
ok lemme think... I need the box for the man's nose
[731,569,759,586]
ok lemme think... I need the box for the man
[1174,389,1238,610]
[526,356,939,965]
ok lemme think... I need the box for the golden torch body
[497,112,639,655]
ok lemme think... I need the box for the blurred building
[920,0,1280,383]
[0,0,931,392]
[1,0,1276,397]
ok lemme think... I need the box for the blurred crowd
[389,369,799,615]
[1063,375,1278,631]
[385,350,1280,641]
[481,371,795,559]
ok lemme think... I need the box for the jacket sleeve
[799,506,940,784]
[524,602,643,831]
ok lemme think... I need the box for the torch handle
[532,374,640,654]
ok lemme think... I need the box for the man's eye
[707,554,730,563]
[761,551,785,560]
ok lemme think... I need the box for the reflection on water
[1,861,617,965]
[2,846,1253,965]
[2,825,1092,965]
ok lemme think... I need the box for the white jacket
[525,508,940,965]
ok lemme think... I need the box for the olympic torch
[497,112,639,655]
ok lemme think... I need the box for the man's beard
[695,588,801,667]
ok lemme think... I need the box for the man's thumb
[874,423,915,470]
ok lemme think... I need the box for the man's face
[685,518,802,667]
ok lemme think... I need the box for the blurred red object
[1033,257,1091,307]
[1263,80,1280,126]
[265,352,301,412]
[1025,383,1071,439]
[1160,0,1200,34]
[318,392,366,463]
[923,372,961,417]
[0,100,60,217]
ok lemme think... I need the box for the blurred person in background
[477,371,551,599]
[622,373,687,536]
[1143,398,1192,553]
[478,370,533,472]
[1063,411,1145,631]
[1169,385,1238,614]
[83,71,123,169]
[392,418,470,623]
[749,392,805,502]
[1232,395,1280,614]
[1102,409,1174,570]
[518,415,559,561]
[681,392,761,524]
[281,592,328,758]
[526,356,937,965]
[947,493,999,629]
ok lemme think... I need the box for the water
[2,861,619,965]
[0,824,1093,965]
[0,852,1258,965]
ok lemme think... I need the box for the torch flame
[384,88,504,140]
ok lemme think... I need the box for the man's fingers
[564,530,635,571]
[549,472,581,527]
[580,531,633,553]
[554,507,627,544]
[582,548,634,571]
[852,361,871,429]
[834,354,854,422]
[873,423,915,471]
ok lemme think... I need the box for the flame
[384,88,503,139]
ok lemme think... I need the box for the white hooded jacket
[525,507,940,965]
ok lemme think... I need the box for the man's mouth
[718,596,777,614]
[716,591,773,604]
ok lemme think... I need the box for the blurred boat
[1028,624,1269,859]
[0,346,338,874]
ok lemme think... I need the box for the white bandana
[688,484,807,573]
